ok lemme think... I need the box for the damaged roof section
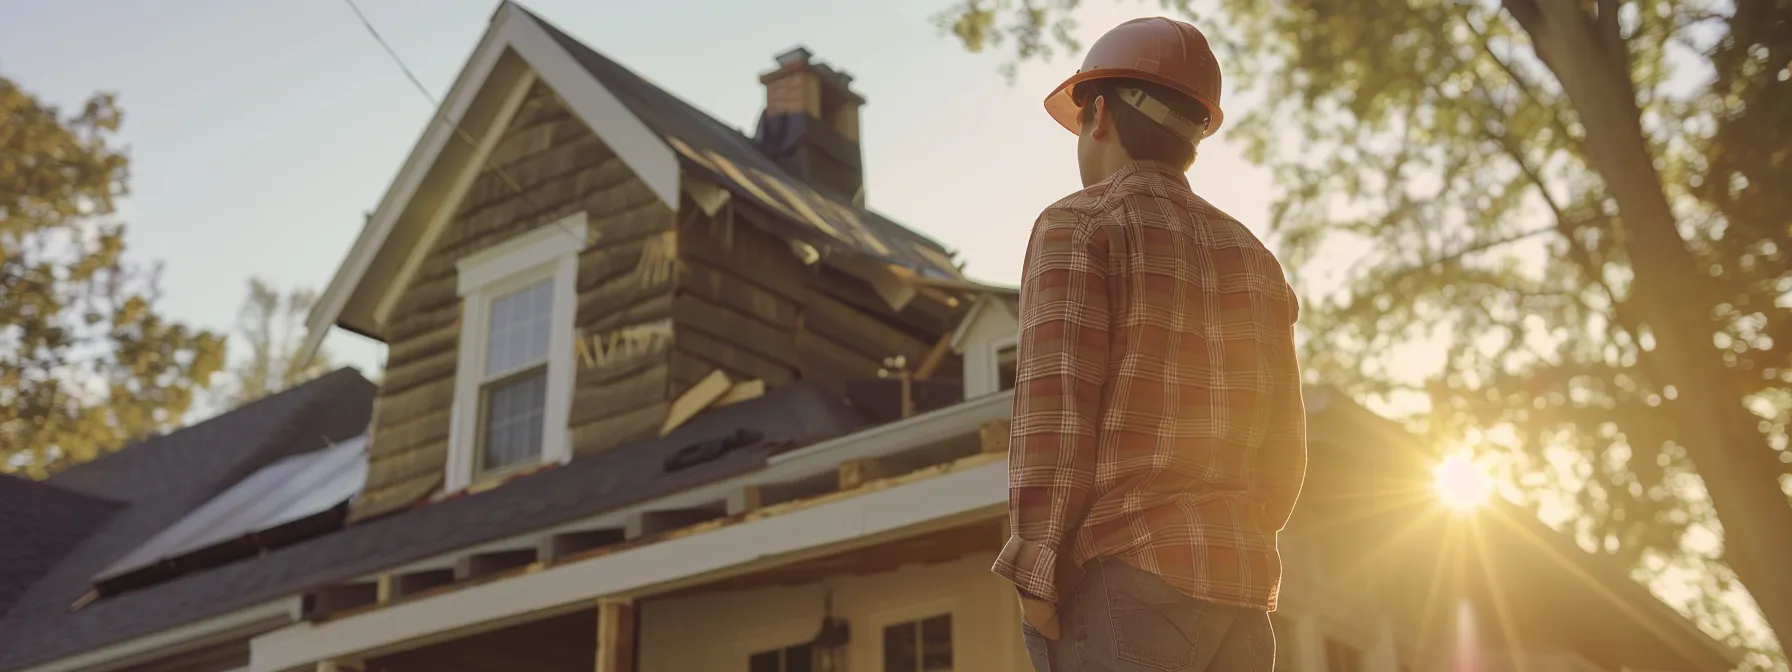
[527,11,964,282]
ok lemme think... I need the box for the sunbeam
[1434,454,1492,512]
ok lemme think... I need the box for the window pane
[748,651,780,672]
[481,369,546,472]
[920,615,952,670]
[996,346,1017,391]
[784,644,813,672]
[883,621,918,672]
[486,278,554,376]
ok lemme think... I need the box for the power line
[340,0,438,109]
[340,0,583,243]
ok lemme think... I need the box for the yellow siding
[640,554,1025,672]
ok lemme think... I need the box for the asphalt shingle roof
[0,379,867,670]
[0,369,376,670]
[0,476,119,619]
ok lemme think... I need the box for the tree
[936,0,1790,664]
[210,277,334,410]
[0,77,227,478]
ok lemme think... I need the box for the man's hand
[1018,592,1061,640]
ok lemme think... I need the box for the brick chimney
[753,47,867,206]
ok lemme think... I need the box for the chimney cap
[774,46,813,68]
[760,46,867,105]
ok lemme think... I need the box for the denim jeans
[1021,558,1276,672]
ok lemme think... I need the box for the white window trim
[446,213,588,492]
[988,336,1018,391]
[732,617,822,669]
[867,596,959,672]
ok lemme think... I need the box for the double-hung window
[882,614,953,672]
[747,643,813,672]
[447,213,587,491]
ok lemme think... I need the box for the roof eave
[12,599,301,672]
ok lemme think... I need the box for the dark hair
[1074,79,1211,170]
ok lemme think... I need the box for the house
[0,3,1742,671]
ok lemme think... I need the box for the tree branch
[1459,11,1583,152]
[1477,124,1601,272]
[1502,0,1543,31]
[1378,226,1558,291]
[1594,0,1626,68]
[1472,122,1671,396]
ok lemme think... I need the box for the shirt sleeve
[991,206,1111,605]
[1257,286,1308,532]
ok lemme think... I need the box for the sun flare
[1434,454,1492,512]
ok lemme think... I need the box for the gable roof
[0,369,376,672]
[0,476,119,618]
[303,2,962,362]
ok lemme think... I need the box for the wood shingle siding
[355,81,962,523]
[355,83,679,521]
[672,209,951,399]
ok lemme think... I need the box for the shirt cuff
[991,534,1081,604]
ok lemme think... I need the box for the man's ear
[1090,95,1112,141]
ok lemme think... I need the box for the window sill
[434,460,562,502]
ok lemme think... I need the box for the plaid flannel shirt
[992,162,1308,611]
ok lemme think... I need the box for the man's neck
[1127,160,1186,175]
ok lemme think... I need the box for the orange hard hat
[1044,17,1224,139]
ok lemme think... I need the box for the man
[992,16,1309,672]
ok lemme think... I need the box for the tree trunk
[1506,0,1792,649]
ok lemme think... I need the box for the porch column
[596,597,636,672]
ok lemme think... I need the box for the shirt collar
[1107,161,1192,191]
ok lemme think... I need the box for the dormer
[300,5,977,521]
[949,292,1020,399]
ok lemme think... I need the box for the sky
[0,0,1278,378]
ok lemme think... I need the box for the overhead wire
[340,0,587,243]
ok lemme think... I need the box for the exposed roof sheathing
[525,11,963,281]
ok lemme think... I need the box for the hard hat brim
[1044,68,1225,138]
